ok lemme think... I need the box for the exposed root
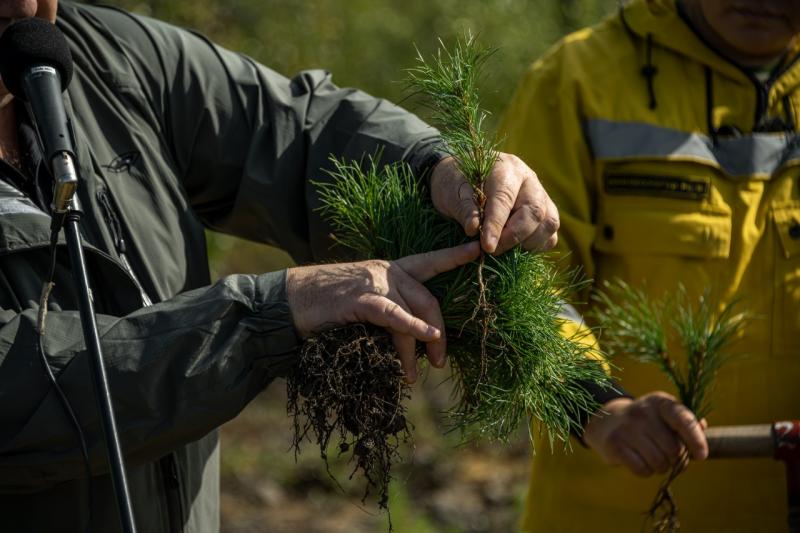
[467,185,491,403]
[644,451,689,532]
[287,324,412,519]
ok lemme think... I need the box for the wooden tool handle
[705,424,774,459]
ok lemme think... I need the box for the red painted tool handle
[705,421,800,460]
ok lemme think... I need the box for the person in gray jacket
[0,1,560,531]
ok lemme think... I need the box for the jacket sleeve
[85,5,444,263]
[0,259,297,492]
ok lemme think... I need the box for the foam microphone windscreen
[0,17,73,100]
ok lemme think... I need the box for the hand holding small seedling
[584,392,708,477]
[592,279,748,532]
[430,154,560,254]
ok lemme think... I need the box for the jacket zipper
[96,188,153,307]
[159,454,185,533]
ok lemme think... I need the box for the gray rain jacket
[0,3,443,532]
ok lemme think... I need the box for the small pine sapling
[592,279,749,532]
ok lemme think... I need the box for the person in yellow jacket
[501,0,800,531]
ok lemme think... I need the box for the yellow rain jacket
[501,0,800,531]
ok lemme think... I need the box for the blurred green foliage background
[91,1,619,531]
[102,0,617,118]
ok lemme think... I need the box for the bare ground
[219,373,532,533]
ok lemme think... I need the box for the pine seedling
[405,34,498,191]
[287,35,613,517]
[592,279,749,532]
[406,34,499,388]
[405,34,611,442]
[315,152,609,445]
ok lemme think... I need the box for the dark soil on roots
[287,324,412,515]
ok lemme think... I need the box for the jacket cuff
[405,138,449,184]
[571,378,632,445]
[252,270,302,375]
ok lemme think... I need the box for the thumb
[431,161,480,236]
[395,242,480,283]
[451,181,481,236]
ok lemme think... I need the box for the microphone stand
[51,153,138,533]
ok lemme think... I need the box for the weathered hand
[583,392,708,477]
[286,242,480,383]
[430,153,559,254]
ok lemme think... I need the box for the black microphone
[0,17,77,213]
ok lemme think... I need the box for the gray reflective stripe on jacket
[585,118,800,178]
[0,3,443,532]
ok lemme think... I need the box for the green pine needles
[406,34,499,396]
[317,155,607,444]
[315,32,611,448]
[592,280,747,421]
[592,279,748,532]
[290,35,612,514]
[406,35,498,190]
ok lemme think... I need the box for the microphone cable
[35,210,94,533]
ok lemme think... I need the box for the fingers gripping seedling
[286,243,478,519]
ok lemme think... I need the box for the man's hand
[583,392,709,477]
[430,153,559,255]
[286,242,480,383]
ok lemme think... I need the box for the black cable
[618,3,658,111]
[705,66,719,146]
[36,212,94,533]
[641,33,658,110]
